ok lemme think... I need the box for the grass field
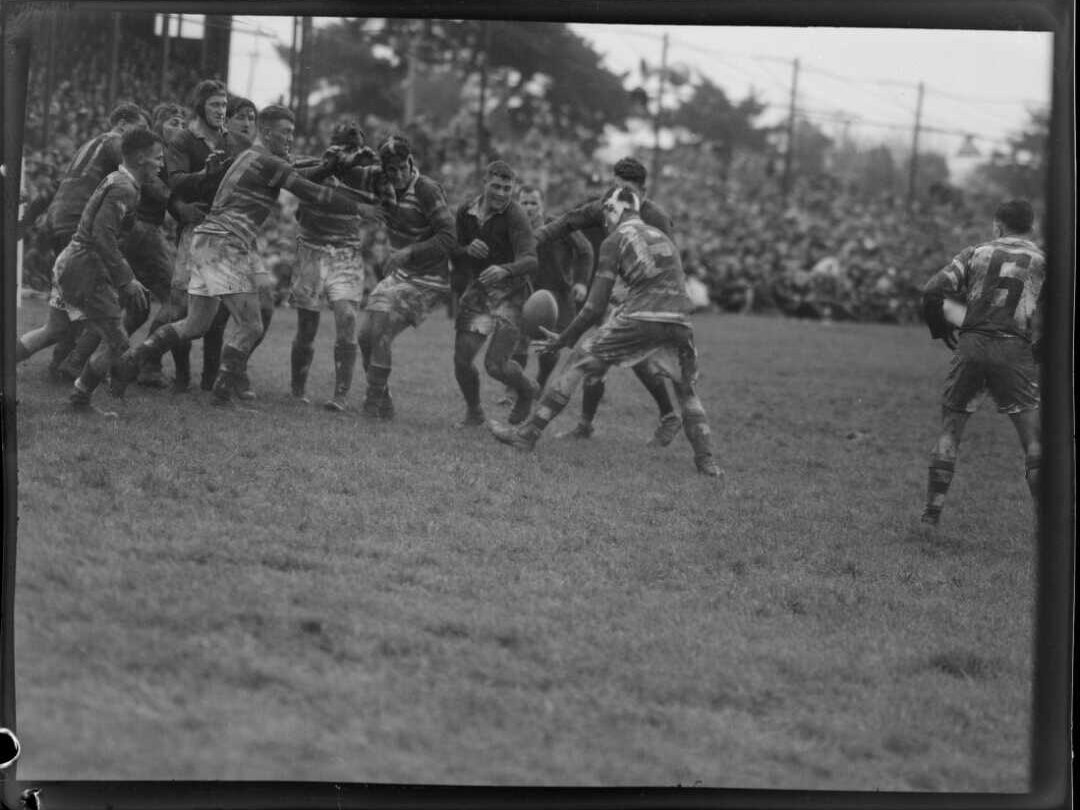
[12,296,1037,789]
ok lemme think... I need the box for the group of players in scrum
[15,79,1046,519]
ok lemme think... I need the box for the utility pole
[160,13,171,101]
[289,16,300,110]
[108,13,120,109]
[476,20,492,175]
[650,32,669,195]
[404,20,419,122]
[781,57,800,199]
[906,81,925,212]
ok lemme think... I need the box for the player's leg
[665,326,720,477]
[361,310,408,419]
[57,326,102,382]
[291,308,321,402]
[485,316,539,425]
[324,299,359,412]
[491,347,607,450]
[921,407,971,526]
[453,330,488,426]
[128,223,175,389]
[69,317,128,416]
[633,360,681,446]
[114,293,221,390]
[16,304,73,364]
[233,270,277,401]
[1009,408,1041,507]
[199,306,230,391]
[210,291,264,407]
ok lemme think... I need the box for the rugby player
[918,199,1045,527]
[53,128,163,415]
[288,121,378,411]
[14,102,149,372]
[515,184,593,392]
[450,160,539,428]
[533,157,683,446]
[490,186,721,478]
[115,105,384,408]
[350,135,457,420]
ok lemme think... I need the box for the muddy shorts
[581,311,699,387]
[455,281,528,337]
[943,331,1040,415]
[365,272,448,328]
[187,231,261,298]
[289,239,366,310]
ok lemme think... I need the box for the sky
[225,16,1054,166]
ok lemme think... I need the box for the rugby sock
[138,323,183,364]
[682,411,715,465]
[50,321,84,371]
[1025,459,1041,504]
[291,342,315,396]
[367,363,391,393]
[172,340,192,388]
[528,390,572,434]
[333,342,357,397]
[922,458,956,524]
[201,314,227,388]
[634,364,675,418]
[60,329,101,377]
[16,339,31,364]
[537,351,558,390]
[581,378,605,425]
[455,361,481,410]
[74,363,105,395]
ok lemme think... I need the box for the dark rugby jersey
[135,169,171,226]
[165,125,249,205]
[535,216,593,293]
[595,217,693,325]
[340,165,456,289]
[59,167,139,294]
[536,196,674,274]
[195,145,363,248]
[44,130,123,240]
[924,235,1045,341]
[452,196,537,292]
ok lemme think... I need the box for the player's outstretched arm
[534,199,602,246]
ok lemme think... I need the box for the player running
[351,135,457,420]
[14,102,149,373]
[489,186,721,478]
[450,160,539,428]
[115,105,384,408]
[52,128,162,415]
[918,198,1045,528]
[287,121,379,411]
[514,184,593,392]
[533,157,683,446]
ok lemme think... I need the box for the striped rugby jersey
[339,165,456,289]
[925,235,1045,341]
[595,216,693,325]
[60,167,140,293]
[44,130,123,240]
[195,145,361,249]
[295,173,374,246]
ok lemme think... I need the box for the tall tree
[969,108,1049,200]
[668,77,768,155]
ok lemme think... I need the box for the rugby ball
[522,289,559,339]
[943,297,967,328]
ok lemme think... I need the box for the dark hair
[190,79,228,121]
[517,184,544,200]
[377,134,412,163]
[994,199,1035,234]
[613,156,648,189]
[485,160,515,181]
[109,101,148,128]
[330,120,364,149]
[121,127,163,159]
[150,103,186,135]
[226,95,256,120]
[258,105,295,128]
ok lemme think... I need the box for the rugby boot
[507,379,540,426]
[236,371,257,401]
[489,420,539,452]
[694,455,722,478]
[361,386,394,420]
[647,412,683,447]
[556,421,594,440]
[70,372,117,418]
[324,343,357,412]
[455,406,487,428]
[210,347,245,407]
[291,342,315,403]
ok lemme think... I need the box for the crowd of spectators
[17,34,1022,326]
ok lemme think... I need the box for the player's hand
[175,201,209,225]
[478,264,509,285]
[345,146,379,169]
[464,239,490,259]
[356,203,386,225]
[204,150,231,175]
[121,279,150,319]
[534,326,563,355]
[943,328,959,351]
[571,282,588,304]
[321,145,348,173]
